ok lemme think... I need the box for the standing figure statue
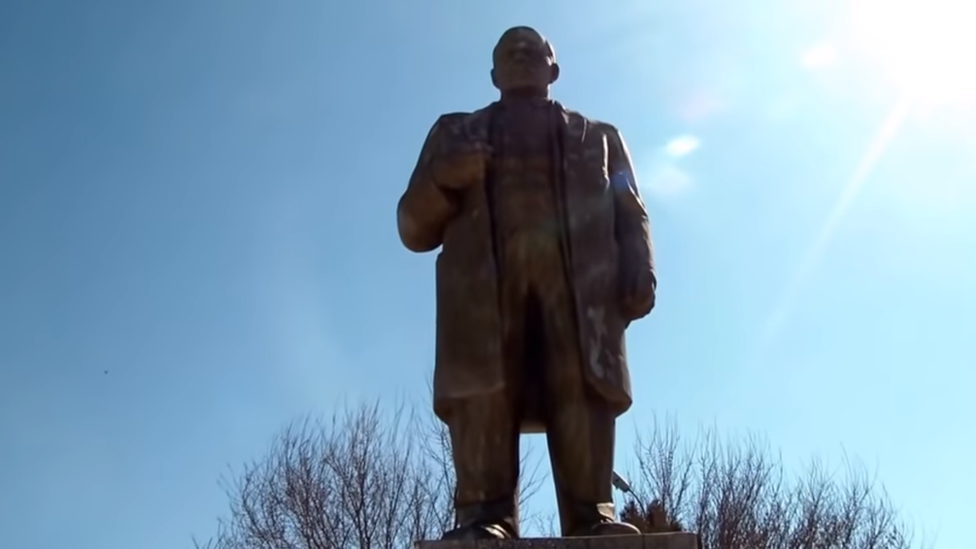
[397,26,656,540]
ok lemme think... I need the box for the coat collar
[467,100,587,146]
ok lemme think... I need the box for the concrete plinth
[415,533,699,549]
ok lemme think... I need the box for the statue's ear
[549,63,560,85]
[490,68,499,89]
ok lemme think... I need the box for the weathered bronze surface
[397,26,656,540]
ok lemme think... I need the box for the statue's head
[491,26,560,97]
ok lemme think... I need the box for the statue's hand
[431,142,492,190]
[619,268,656,320]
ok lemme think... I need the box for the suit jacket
[397,101,655,430]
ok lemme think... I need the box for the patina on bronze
[397,26,656,540]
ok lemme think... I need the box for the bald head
[490,26,560,98]
[493,26,556,64]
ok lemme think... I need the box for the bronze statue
[397,26,656,540]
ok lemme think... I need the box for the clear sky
[1,0,973,548]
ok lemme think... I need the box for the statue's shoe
[441,523,513,541]
[571,520,642,537]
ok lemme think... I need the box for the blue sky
[1,0,973,548]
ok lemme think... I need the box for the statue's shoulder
[558,104,622,138]
[433,111,470,126]
[585,116,622,137]
[433,105,494,130]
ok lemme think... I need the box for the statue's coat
[397,101,655,427]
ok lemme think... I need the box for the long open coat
[397,101,655,429]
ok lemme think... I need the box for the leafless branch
[624,419,916,549]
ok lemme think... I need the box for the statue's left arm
[606,125,657,320]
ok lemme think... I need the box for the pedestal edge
[414,532,699,549]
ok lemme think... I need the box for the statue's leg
[536,278,640,537]
[445,390,521,539]
[443,271,527,540]
[543,352,617,534]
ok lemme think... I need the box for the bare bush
[195,401,545,549]
[196,405,917,549]
[621,418,917,549]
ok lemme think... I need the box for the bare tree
[197,406,919,549]
[195,401,546,549]
[620,418,919,549]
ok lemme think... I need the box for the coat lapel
[465,103,495,146]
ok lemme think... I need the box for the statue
[396,26,656,540]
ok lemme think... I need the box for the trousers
[447,229,617,537]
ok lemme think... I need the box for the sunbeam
[755,94,912,361]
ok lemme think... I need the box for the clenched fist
[619,267,656,320]
[431,142,492,191]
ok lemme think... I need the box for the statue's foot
[570,520,642,537]
[442,523,513,541]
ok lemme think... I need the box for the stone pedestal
[415,533,699,549]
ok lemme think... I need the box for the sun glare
[844,0,975,107]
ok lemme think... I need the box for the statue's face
[491,27,558,94]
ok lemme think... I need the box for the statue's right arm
[397,115,457,253]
